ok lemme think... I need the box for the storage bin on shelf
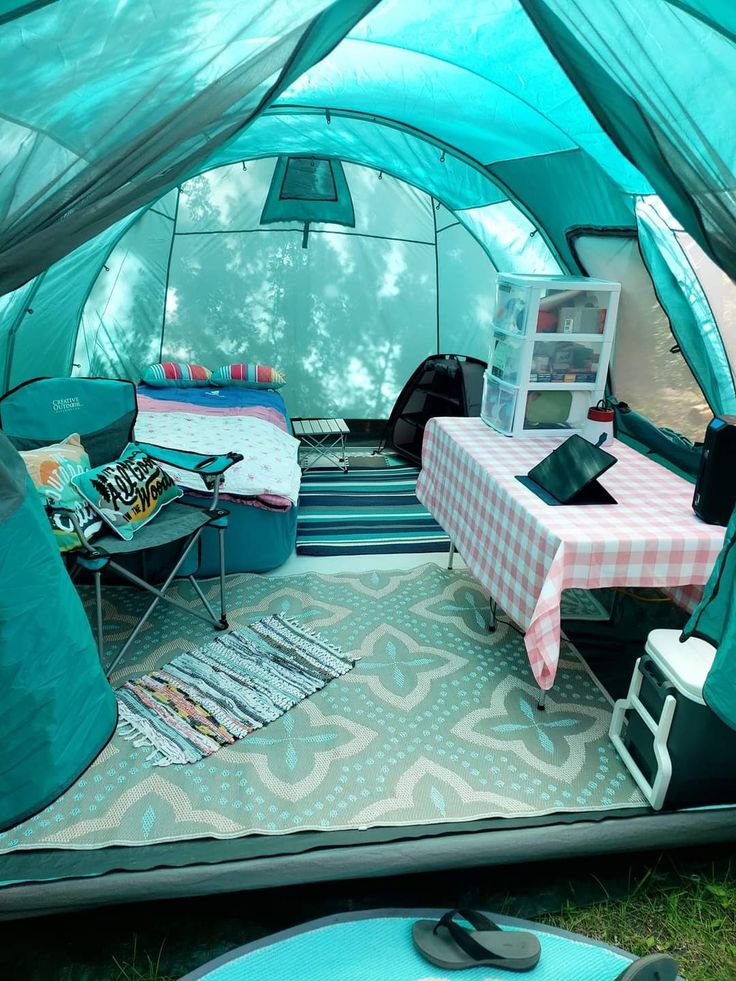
[482,274,620,437]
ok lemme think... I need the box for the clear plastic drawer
[481,372,517,435]
[489,333,525,384]
[528,339,604,384]
[535,287,610,335]
[522,389,592,432]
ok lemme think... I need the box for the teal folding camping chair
[0,377,243,676]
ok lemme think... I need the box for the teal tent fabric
[0,0,378,295]
[519,0,736,281]
[682,504,736,730]
[612,400,703,477]
[0,433,117,831]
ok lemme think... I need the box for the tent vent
[260,157,355,243]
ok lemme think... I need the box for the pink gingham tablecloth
[416,418,725,690]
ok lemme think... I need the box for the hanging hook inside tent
[529,229,537,238]
[435,199,441,210]
[325,108,331,125]
[378,171,383,180]
[242,161,247,171]
[439,150,446,163]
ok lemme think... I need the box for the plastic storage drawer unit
[609,630,736,810]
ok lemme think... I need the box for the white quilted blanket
[135,410,302,505]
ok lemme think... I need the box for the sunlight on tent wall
[73,159,560,419]
[637,198,736,419]
[574,234,712,442]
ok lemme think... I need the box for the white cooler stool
[609,629,736,810]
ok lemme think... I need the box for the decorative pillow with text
[72,443,182,541]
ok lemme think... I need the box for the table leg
[299,432,349,472]
[488,599,497,633]
[447,542,455,570]
[339,432,348,472]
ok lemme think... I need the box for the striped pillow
[142,362,211,387]
[212,364,285,389]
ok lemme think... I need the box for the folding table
[292,418,350,472]
[416,417,725,693]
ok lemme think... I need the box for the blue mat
[180,909,684,980]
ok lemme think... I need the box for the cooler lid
[645,629,716,704]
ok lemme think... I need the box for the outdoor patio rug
[296,463,451,554]
[0,564,645,855]
[117,616,355,766]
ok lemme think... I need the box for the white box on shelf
[483,274,620,438]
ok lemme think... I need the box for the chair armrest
[132,442,244,508]
[133,442,244,476]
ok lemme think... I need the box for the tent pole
[432,198,440,354]
[158,187,181,362]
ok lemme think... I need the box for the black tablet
[526,434,617,505]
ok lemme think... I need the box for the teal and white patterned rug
[0,564,644,854]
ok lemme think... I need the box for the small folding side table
[292,418,350,472]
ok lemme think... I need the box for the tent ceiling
[276,0,652,194]
[0,0,380,294]
[0,0,655,303]
[1,0,734,426]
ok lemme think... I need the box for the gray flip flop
[412,908,541,972]
[614,954,680,981]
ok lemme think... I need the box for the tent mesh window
[382,354,488,466]
[280,158,338,201]
[260,156,355,229]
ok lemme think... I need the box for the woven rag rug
[296,463,451,555]
[116,615,356,766]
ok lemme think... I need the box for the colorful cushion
[20,434,103,552]
[71,443,183,541]
[142,362,212,387]
[211,364,285,389]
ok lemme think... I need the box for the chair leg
[218,526,228,628]
[187,575,227,631]
[94,570,105,662]
[104,531,204,677]
[488,599,498,633]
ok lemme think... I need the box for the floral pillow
[72,444,182,541]
[20,434,103,552]
[142,362,212,387]
[211,364,285,389]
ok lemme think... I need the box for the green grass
[544,858,736,981]
[111,939,169,981]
